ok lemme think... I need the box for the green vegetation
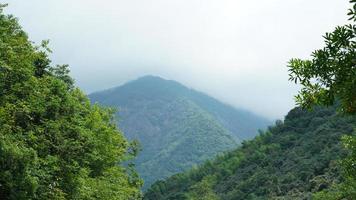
[90,76,270,141]
[145,1,356,199]
[0,5,141,199]
[145,2,356,199]
[289,1,356,198]
[288,0,355,114]
[1,0,354,199]
[144,105,356,199]
[90,76,270,188]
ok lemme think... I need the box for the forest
[89,75,270,189]
[0,4,141,199]
[144,105,356,199]
[0,0,355,200]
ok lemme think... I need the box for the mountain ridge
[144,105,356,199]
[89,75,271,188]
[90,75,270,141]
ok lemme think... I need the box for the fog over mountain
[5,0,349,119]
[89,75,271,188]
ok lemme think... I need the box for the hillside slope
[89,76,270,188]
[144,105,356,199]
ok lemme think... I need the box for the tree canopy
[288,1,356,198]
[288,0,356,114]
[144,105,356,199]
[0,4,142,199]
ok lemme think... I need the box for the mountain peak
[136,75,166,81]
[89,76,271,189]
[130,75,177,85]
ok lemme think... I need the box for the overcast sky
[5,0,350,119]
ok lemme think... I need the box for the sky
[4,0,350,119]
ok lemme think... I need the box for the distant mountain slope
[89,75,270,188]
[144,105,356,199]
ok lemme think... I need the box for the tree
[0,4,142,199]
[288,0,356,114]
[288,1,356,199]
[188,176,219,200]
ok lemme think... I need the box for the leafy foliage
[288,0,356,114]
[312,131,356,200]
[89,76,269,188]
[0,5,141,199]
[289,2,356,199]
[144,105,356,199]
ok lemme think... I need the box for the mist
[5,0,350,119]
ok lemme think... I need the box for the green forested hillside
[1,0,354,199]
[90,76,270,140]
[144,105,356,199]
[89,76,270,188]
[0,5,141,199]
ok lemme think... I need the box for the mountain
[89,75,270,188]
[144,105,356,199]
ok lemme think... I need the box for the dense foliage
[0,5,141,199]
[288,0,356,114]
[289,1,356,198]
[144,105,356,199]
[90,76,270,188]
